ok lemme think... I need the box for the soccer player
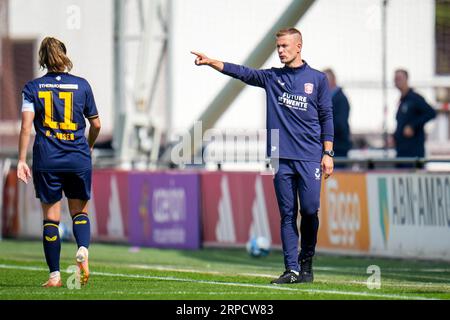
[192,28,334,284]
[17,37,101,287]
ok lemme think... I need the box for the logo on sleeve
[304,83,314,94]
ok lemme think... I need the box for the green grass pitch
[0,240,449,300]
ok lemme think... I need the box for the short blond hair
[276,28,302,43]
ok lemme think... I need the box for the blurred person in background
[324,68,352,167]
[192,27,334,284]
[393,69,436,168]
[17,37,101,287]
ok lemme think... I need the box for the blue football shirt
[22,72,99,172]
[221,61,334,162]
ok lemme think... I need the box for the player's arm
[322,140,334,179]
[17,111,34,184]
[191,51,268,88]
[87,116,101,152]
[318,74,334,179]
[83,80,101,152]
[191,51,224,71]
[404,95,437,137]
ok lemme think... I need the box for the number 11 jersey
[22,72,99,172]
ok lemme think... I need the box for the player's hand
[17,160,32,184]
[321,155,334,180]
[191,51,210,66]
[403,125,414,138]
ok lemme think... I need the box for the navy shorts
[32,169,92,204]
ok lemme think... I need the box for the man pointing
[192,28,334,284]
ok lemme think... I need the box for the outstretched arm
[191,51,224,72]
[191,51,268,88]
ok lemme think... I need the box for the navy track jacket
[222,61,334,163]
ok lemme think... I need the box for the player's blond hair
[39,37,73,72]
[276,28,302,43]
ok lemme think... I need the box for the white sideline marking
[131,263,450,281]
[0,291,318,296]
[0,264,441,300]
[128,264,450,288]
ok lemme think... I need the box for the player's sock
[43,220,61,273]
[72,212,90,248]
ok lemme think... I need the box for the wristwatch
[323,150,335,158]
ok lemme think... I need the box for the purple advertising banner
[129,171,201,249]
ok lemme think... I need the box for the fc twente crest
[304,83,314,94]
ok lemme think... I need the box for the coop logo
[378,178,390,247]
[153,188,186,223]
[325,178,361,246]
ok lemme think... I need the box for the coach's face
[276,34,301,65]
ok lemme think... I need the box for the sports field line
[128,264,450,290]
[129,262,450,281]
[0,290,348,296]
[194,262,450,274]
[0,264,440,300]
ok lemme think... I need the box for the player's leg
[271,159,301,284]
[41,201,63,287]
[63,169,92,285]
[296,161,322,283]
[67,198,90,285]
[33,171,64,287]
[68,199,90,249]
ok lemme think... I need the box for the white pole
[382,0,389,156]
